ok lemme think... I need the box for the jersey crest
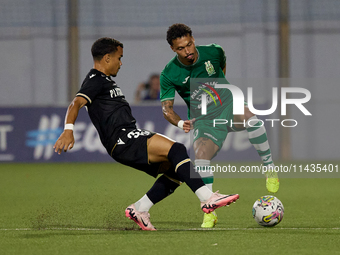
[204,61,216,76]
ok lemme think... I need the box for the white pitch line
[0,227,339,231]
[161,227,340,231]
[0,228,103,231]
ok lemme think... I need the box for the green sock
[246,116,274,166]
[195,159,214,191]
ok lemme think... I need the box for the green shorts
[192,99,249,154]
[193,103,234,151]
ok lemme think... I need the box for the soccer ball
[252,195,284,227]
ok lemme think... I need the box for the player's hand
[53,130,75,154]
[183,118,195,133]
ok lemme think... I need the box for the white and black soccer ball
[252,195,284,227]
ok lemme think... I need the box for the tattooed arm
[161,99,181,125]
[161,100,193,133]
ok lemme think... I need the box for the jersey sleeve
[76,78,102,105]
[160,73,176,102]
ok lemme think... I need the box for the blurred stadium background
[0,0,340,163]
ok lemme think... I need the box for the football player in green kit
[160,23,279,228]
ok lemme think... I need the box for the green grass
[0,162,339,255]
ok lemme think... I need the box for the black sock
[167,142,205,193]
[146,174,180,204]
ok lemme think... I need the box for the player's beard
[186,52,197,63]
[186,53,194,62]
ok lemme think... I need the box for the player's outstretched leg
[167,143,239,214]
[143,138,239,229]
[125,174,180,231]
[245,115,279,193]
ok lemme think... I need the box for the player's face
[108,46,123,77]
[171,35,197,65]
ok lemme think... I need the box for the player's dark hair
[91,37,123,61]
[166,23,192,46]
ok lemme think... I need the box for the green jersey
[160,44,232,120]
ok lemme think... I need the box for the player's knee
[195,149,210,160]
[194,139,217,159]
[168,142,189,160]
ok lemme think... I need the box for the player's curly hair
[166,23,192,46]
[91,37,123,61]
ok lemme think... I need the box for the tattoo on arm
[162,100,181,126]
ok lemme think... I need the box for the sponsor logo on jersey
[183,76,190,84]
[89,74,96,79]
[110,87,124,98]
[198,82,223,107]
[204,61,216,76]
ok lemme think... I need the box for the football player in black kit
[53,37,239,230]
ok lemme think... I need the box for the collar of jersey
[91,68,113,80]
[176,47,200,67]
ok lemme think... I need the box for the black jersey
[76,69,137,153]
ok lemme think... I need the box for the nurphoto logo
[198,82,311,128]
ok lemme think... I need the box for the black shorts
[110,128,171,178]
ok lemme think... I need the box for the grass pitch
[0,162,339,255]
